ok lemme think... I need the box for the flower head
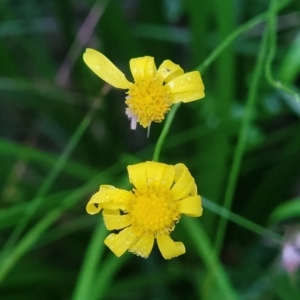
[83,49,205,130]
[86,161,202,259]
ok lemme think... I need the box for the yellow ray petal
[129,56,156,82]
[171,164,195,200]
[129,234,154,258]
[127,163,148,190]
[190,183,198,196]
[157,59,184,83]
[167,71,205,103]
[86,193,103,215]
[83,48,132,89]
[177,195,203,217]
[161,164,176,189]
[157,234,185,259]
[86,198,119,214]
[86,186,117,215]
[102,209,131,230]
[170,90,205,103]
[99,185,132,206]
[146,161,165,185]
[146,161,175,189]
[86,186,132,215]
[104,227,137,257]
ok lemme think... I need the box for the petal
[86,185,132,215]
[104,227,137,257]
[127,162,148,190]
[157,234,185,259]
[146,161,175,190]
[86,193,103,215]
[170,90,205,104]
[86,193,123,215]
[100,185,132,206]
[146,161,165,184]
[177,196,203,217]
[171,164,195,200]
[86,199,118,214]
[129,234,154,258]
[161,164,176,190]
[190,183,198,196]
[130,56,156,82]
[102,209,131,230]
[83,48,132,89]
[167,71,205,103]
[156,59,184,83]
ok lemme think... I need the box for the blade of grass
[91,254,131,300]
[182,218,239,300]
[196,0,290,73]
[0,191,68,230]
[0,138,97,180]
[153,0,290,165]
[72,220,107,300]
[265,0,300,102]
[268,196,300,224]
[202,197,282,244]
[1,87,109,263]
[213,7,270,257]
[34,215,93,249]
[278,30,300,84]
[0,77,92,105]
[197,0,234,236]
[55,0,109,86]
[185,0,211,63]
[0,162,122,284]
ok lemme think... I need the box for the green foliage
[1,0,300,299]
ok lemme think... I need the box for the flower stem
[196,0,290,73]
[152,103,181,162]
[213,11,271,255]
[202,198,282,244]
[152,0,290,163]
[265,0,299,102]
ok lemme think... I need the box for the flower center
[125,78,171,128]
[128,187,180,237]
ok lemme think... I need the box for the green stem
[152,0,290,163]
[182,218,238,300]
[196,0,290,73]
[213,17,270,255]
[265,0,299,101]
[152,103,181,161]
[72,221,107,300]
[202,198,282,244]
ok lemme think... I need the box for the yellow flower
[83,49,205,130]
[86,161,202,259]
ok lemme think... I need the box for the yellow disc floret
[125,78,171,128]
[129,187,179,237]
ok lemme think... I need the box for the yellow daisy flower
[83,49,205,130]
[86,161,202,259]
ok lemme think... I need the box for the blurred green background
[1,0,300,299]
